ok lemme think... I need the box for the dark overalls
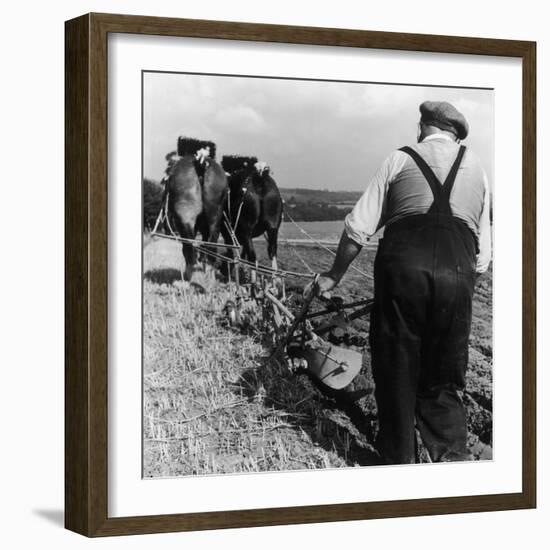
[370,145,478,464]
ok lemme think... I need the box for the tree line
[143,179,164,230]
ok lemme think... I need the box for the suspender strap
[399,145,466,215]
[399,146,442,205]
[441,145,466,203]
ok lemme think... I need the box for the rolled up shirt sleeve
[344,151,406,245]
[475,171,492,273]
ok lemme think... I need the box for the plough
[224,273,373,391]
[267,276,372,390]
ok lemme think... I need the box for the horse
[166,154,228,281]
[221,157,283,281]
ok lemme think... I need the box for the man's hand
[303,272,338,300]
[302,230,363,301]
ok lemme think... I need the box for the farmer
[305,100,491,464]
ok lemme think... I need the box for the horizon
[144,177,364,196]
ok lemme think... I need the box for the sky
[143,72,494,192]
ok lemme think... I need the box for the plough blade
[291,339,363,390]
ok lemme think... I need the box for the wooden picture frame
[65,12,536,537]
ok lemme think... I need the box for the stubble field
[143,222,493,478]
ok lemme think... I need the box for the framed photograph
[65,13,536,537]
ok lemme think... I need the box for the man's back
[369,134,483,464]
[386,137,487,237]
[345,133,491,273]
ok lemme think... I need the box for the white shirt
[344,134,492,273]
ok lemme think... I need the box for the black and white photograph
[142,71,494,478]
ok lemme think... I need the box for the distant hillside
[279,188,361,221]
[279,188,362,205]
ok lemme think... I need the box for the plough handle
[314,302,374,335]
[304,298,373,320]
[267,275,319,363]
[281,274,319,349]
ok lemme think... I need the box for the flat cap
[420,100,469,140]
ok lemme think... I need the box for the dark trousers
[370,214,477,464]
